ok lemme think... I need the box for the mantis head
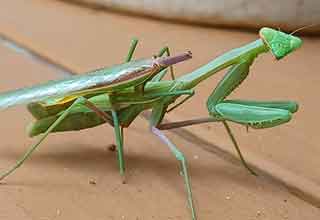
[259,27,302,60]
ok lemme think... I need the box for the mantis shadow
[1,142,272,195]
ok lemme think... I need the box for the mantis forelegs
[205,56,298,174]
[207,56,298,128]
[207,60,252,113]
[215,102,293,129]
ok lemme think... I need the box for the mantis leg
[157,117,220,130]
[98,39,139,159]
[215,102,294,175]
[214,102,293,129]
[81,99,126,183]
[151,126,197,220]
[111,110,126,183]
[207,101,294,175]
[125,38,139,62]
[222,121,257,175]
[157,46,175,80]
[151,46,176,82]
[206,60,252,113]
[0,97,87,181]
[166,90,195,113]
[156,117,257,175]
[204,60,259,175]
[125,39,174,82]
[222,100,298,113]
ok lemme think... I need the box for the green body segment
[26,81,177,136]
[0,50,194,111]
[0,58,164,109]
[27,110,106,137]
[27,28,303,136]
[177,39,268,89]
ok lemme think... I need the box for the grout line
[0,32,75,77]
[1,32,320,209]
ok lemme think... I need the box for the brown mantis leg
[151,126,197,220]
[157,118,257,176]
[157,117,220,130]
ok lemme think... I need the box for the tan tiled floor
[0,0,320,219]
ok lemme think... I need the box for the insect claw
[121,175,127,184]
[108,144,117,152]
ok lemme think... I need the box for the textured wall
[67,0,320,34]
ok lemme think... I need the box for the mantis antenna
[290,24,319,35]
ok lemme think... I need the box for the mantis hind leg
[0,97,87,181]
[125,38,139,62]
[80,99,126,183]
[156,46,175,80]
[125,39,175,81]
[151,126,197,220]
[111,110,126,183]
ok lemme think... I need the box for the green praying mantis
[0,27,302,220]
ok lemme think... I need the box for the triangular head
[259,27,302,60]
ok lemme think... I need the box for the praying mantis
[0,27,302,220]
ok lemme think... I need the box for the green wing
[0,59,155,110]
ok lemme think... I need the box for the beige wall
[67,0,320,34]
